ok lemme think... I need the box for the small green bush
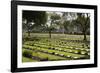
[23,50,33,58]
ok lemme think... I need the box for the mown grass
[22,57,37,62]
[22,33,90,62]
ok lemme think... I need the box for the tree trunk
[27,21,31,37]
[62,26,65,34]
[49,21,53,39]
[28,30,30,37]
[49,30,51,38]
[83,33,87,41]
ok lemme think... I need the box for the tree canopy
[23,10,47,25]
[22,10,47,36]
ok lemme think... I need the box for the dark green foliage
[23,11,47,25]
[23,50,33,58]
[22,11,47,37]
[40,58,48,61]
[75,13,90,40]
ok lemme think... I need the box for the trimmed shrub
[23,50,33,58]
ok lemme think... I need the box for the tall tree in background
[75,13,90,41]
[59,12,77,34]
[22,11,47,37]
[47,12,61,38]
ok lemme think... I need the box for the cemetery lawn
[22,33,90,62]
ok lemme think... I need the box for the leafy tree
[63,20,71,33]
[47,12,61,38]
[58,12,77,34]
[75,13,90,41]
[22,11,47,37]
